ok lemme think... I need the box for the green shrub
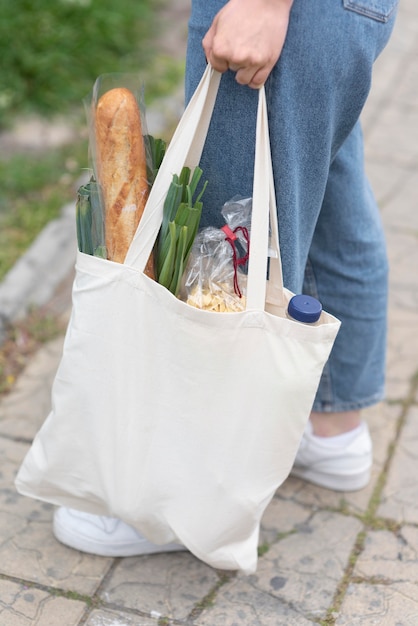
[0,0,157,125]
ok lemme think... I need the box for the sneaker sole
[53,515,186,557]
[290,465,371,492]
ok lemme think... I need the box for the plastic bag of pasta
[182,197,252,312]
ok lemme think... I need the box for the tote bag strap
[247,86,284,310]
[124,64,286,311]
[123,65,221,269]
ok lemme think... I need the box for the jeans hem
[312,389,385,413]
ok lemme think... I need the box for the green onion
[76,178,107,258]
[76,185,93,255]
[156,166,207,296]
[145,134,167,187]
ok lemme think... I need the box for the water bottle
[287,294,322,325]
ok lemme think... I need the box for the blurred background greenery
[0,0,176,125]
[0,0,185,279]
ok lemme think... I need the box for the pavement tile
[364,102,418,168]
[217,510,362,622]
[0,336,64,441]
[84,609,159,626]
[0,436,112,594]
[362,2,417,133]
[99,552,219,621]
[393,53,418,110]
[386,309,418,400]
[195,582,315,626]
[368,403,400,469]
[387,230,418,312]
[0,519,112,597]
[383,174,418,233]
[378,406,418,524]
[353,526,418,582]
[365,160,410,209]
[259,496,312,546]
[0,578,86,626]
[363,12,418,162]
[335,582,418,626]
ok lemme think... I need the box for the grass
[0,140,88,279]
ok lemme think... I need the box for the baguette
[94,87,154,276]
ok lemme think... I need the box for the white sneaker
[53,507,186,557]
[290,421,372,492]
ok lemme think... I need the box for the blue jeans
[185,0,398,412]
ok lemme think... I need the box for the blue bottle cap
[288,295,322,323]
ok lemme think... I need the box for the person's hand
[203,0,294,89]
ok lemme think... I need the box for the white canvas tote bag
[16,66,340,574]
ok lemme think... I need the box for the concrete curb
[0,203,77,343]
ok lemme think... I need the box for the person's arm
[203,0,294,89]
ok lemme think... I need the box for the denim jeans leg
[185,0,397,411]
[305,122,388,411]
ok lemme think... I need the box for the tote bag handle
[124,65,285,311]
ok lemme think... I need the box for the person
[53,0,398,556]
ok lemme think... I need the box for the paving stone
[280,403,398,516]
[361,3,415,134]
[0,336,64,440]
[386,309,418,400]
[0,578,85,626]
[100,552,219,621]
[392,52,418,111]
[363,21,418,169]
[365,160,409,210]
[365,101,418,168]
[0,517,112,596]
[0,436,112,594]
[0,204,76,343]
[387,236,418,312]
[362,59,418,158]
[335,582,418,625]
[259,496,311,546]
[209,510,362,622]
[353,526,418,582]
[196,582,314,626]
[387,230,418,313]
[378,406,418,524]
[84,609,159,626]
[384,179,418,239]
